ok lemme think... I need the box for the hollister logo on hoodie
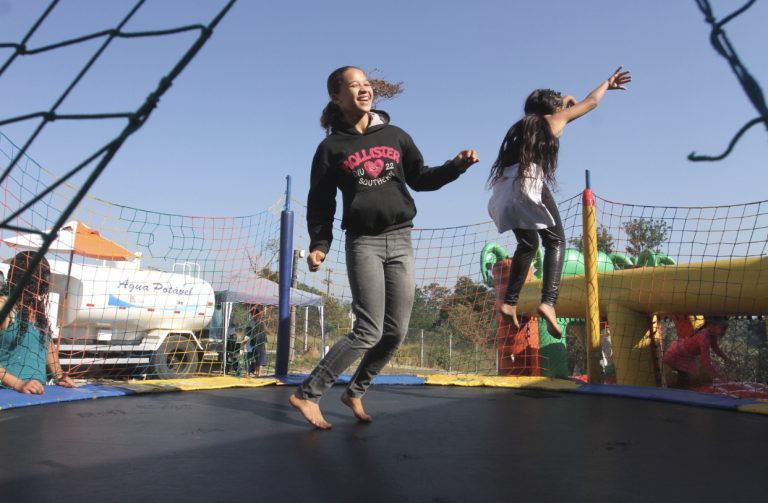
[343,146,400,184]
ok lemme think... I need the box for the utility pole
[323,268,333,296]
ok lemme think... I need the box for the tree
[441,276,496,347]
[445,276,494,313]
[568,224,615,254]
[257,265,278,283]
[411,283,451,331]
[623,218,671,257]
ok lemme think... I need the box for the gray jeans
[295,227,415,402]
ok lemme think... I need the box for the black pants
[503,186,565,306]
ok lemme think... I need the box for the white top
[487,163,556,232]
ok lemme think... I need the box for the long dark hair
[320,65,362,134]
[488,88,563,188]
[6,251,52,337]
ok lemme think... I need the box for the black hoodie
[307,111,468,254]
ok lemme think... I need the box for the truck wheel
[152,335,200,379]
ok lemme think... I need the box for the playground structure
[489,247,768,387]
[520,254,768,386]
[482,182,768,390]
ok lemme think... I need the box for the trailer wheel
[152,335,200,379]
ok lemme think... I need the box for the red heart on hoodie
[363,159,384,178]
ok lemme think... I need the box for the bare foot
[499,303,520,329]
[289,394,332,429]
[341,393,372,423]
[537,303,562,339]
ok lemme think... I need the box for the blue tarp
[1,377,760,413]
[575,383,757,410]
[0,384,136,411]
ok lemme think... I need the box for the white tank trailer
[0,258,219,378]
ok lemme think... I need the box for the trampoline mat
[0,384,765,502]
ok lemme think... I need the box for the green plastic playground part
[480,242,509,286]
[634,249,676,267]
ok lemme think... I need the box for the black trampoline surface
[0,384,765,502]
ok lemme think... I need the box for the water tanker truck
[1,258,218,379]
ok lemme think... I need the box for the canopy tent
[2,220,138,261]
[217,276,323,307]
[217,274,325,373]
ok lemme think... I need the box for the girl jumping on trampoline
[290,66,479,429]
[0,251,75,394]
[487,67,631,338]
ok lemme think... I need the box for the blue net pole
[276,176,294,375]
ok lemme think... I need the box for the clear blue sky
[1,0,766,229]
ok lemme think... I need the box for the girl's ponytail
[320,101,343,135]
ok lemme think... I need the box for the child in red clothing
[663,316,731,387]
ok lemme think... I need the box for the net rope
[3,130,767,398]
[0,0,236,334]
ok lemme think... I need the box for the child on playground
[244,304,268,377]
[290,66,478,429]
[487,67,631,338]
[664,316,732,387]
[0,251,75,393]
